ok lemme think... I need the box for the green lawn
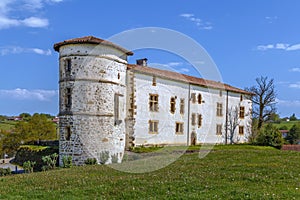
[270,120,299,130]
[0,145,299,199]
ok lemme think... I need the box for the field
[0,145,299,199]
[269,120,299,130]
[0,121,17,131]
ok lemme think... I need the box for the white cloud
[289,82,300,89]
[0,0,62,29]
[286,44,300,51]
[0,88,58,101]
[289,67,300,72]
[22,17,49,27]
[256,43,300,51]
[0,46,52,56]
[277,98,300,107]
[180,13,212,30]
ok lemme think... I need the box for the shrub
[62,156,72,168]
[0,168,11,176]
[84,158,97,165]
[42,153,58,170]
[256,124,283,149]
[99,151,109,164]
[23,161,36,173]
[111,154,118,163]
[286,124,300,144]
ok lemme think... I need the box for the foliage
[99,151,109,164]
[246,76,277,129]
[84,158,97,165]
[279,125,288,130]
[289,113,297,121]
[111,154,118,163]
[286,124,300,144]
[256,123,283,149]
[62,156,73,168]
[19,113,31,121]
[42,153,58,170]
[23,161,36,173]
[130,145,163,153]
[0,146,299,199]
[0,168,11,176]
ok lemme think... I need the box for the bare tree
[226,106,240,144]
[246,76,276,130]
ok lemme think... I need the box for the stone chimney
[136,58,148,66]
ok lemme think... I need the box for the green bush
[42,153,58,170]
[111,154,118,163]
[286,124,300,144]
[23,161,36,173]
[99,151,109,164]
[256,124,283,149]
[84,158,97,165]
[0,168,11,176]
[62,156,72,168]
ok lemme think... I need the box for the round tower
[54,36,133,165]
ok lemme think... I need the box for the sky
[0,0,299,118]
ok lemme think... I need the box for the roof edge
[53,36,134,55]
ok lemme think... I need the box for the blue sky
[0,0,299,118]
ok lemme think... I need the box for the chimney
[136,58,148,66]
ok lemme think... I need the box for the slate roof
[53,36,134,55]
[128,64,253,95]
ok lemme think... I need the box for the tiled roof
[127,64,253,95]
[53,36,134,55]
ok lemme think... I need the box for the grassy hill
[0,145,299,199]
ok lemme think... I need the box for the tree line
[0,113,58,157]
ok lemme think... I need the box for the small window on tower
[66,88,72,109]
[65,126,71,141]
[66,59,71,74]
[114,93,122,125]
[240,95,243,101]
[198,94,202,104]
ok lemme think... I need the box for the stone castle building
[54,36,253,165]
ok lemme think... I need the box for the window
[239,106,245,119]
[65,59,71,74]
[191,93,196,103]
[239,126,244,135]
[65,88,72,109]
[65,126,71,141]
[152,76,156,86]
[114,94,122,125]
[198,94,202,104]
[149,94,159,112]
[216,103,223,116]
[216,124,222,135]
[191,113,196,126]
[240,95,243,101]
[149,120,158,134]
[198,114,202,128]
[175,122,184,134]
[219,90,222,97]
[170,97,176,113]
[180,98,185,114]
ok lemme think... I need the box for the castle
[54,36,252,165]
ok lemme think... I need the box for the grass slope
[0,145,299,199]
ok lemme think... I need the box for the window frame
[149,94,159,112]
[175,122,184,135]
[149,120,159,134]
[198,94,202,104]
[216,102,223,117]
[191,113,196,126]
[198,114,202,128]
[191,93,196,103]
[239,125,244,135]
[170,97,176,114]
[180,98,185,114]
[239,106,245,119]
[216,124,222,135]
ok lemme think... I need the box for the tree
[256,123,283,149]
[289,113,297,121]
[286,124,300,144]
[226,106,240,144]
[246,76,276,130]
